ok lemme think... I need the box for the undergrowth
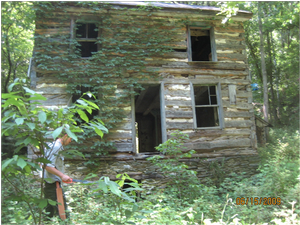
[2,128,299,224]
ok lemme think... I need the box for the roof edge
[106,1,252,16]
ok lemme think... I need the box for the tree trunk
[271,31,281,121]
[258,2,269,134]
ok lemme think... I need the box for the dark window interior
[191,29,211,61]
[76,23,98,57]
[76,23,97,38]
[135,85,162,153]
[77,42,97,57]
[72,85,99,125]
[194,85,219,127]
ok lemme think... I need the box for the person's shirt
[43,140,65,183]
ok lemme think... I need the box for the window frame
[70,18,101,58]
[190,82,223,129]
[187,26,217,62]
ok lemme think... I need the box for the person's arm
[45,166,71,182]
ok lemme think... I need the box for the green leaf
[98,180,108,193]
[65,128,78,142]
[8,82,16,92]
[38,199,48,209]
[38,111,47,124]
[23,137,33,146]
[28,95,47,101]
[24,165,31,173]
[26,122,35,130]
[108,181,121,196]
[77,109,89,123]
[48,199,57,206]
[2,99,23,108]
[35,158,51,164]
[57,108,63,119]
[1,92,21,99]
[112,220,123,225]
[76,99,88,106]
[17,158,27,169]
[61,150,85,159]
[94,128,104,138]
[125,209,133,219]
[52,126,63,140]
[2,158,14,170]
[15,118,24,125]
[88,121,108,134]
[23,87,36,94]
[81,98,99,109]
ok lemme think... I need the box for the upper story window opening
[76,23,99,57]
[187,26,217,62]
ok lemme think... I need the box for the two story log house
[29,2,259,185]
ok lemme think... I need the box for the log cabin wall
[29,2,259,187]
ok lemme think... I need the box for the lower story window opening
[193,85,220,128]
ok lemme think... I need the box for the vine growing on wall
[33,1,180,166]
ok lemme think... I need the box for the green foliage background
[1,1,300,224]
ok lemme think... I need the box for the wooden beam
[160,82,167,143]
[135,86,149,110]
[143,93,159,116]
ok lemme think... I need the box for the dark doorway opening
[135,85,162,153]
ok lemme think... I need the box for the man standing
[43,134,72,220]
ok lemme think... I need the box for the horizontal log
[224,111,253,118]
[216,35,245,43]
[160,68,248,76]
[105,131,132,140]
[35,28,70,35]
[166,122,193,129]
[35,94,69,106]
[216,43,245,51]
[166,111,193,118]
[161,51,188,59]
[35,86,67,94]
[222,101,253,109]
[214,26,244,33]
[219,78,250,84]
[110,143,134,152]
[186,62,247,70]
[191,137,251,150]
[165,100,192,107]
[165,89,191,97]
[224,120,254,128]
[221,90,252,98]
[217,53,246,61]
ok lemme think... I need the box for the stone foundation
[64,153,260,190]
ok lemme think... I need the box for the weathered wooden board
[224,120,253,128]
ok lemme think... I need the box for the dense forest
[2,1,299,224]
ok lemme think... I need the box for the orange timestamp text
[236,197,281,206]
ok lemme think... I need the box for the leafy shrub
[147,131,199,203]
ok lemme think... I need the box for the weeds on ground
[2,129,299,224]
